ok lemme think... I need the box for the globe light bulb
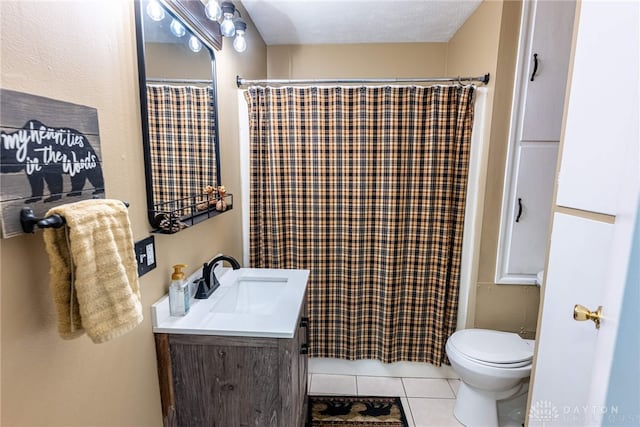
[146,0,165,21]
[220,15,236,37]
[232,20,247,52]
[188,35,202,53]
[170,19,186,37]
[205,0,222,21]
[233,32,246,52]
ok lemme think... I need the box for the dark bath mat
[308,395,409,426]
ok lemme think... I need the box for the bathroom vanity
[152,268,309,427]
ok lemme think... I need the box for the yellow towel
[43,199,143,343]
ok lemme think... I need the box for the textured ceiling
[239,0,483,45]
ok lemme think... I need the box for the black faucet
[196,255,241,299]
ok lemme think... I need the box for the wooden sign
[0,89,104,238]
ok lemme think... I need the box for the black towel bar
[20,201,130,233]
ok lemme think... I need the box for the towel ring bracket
[20,208,64,233]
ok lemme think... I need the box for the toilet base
[453,381,528,427]
[454,382,499,427]
[498,390,528,427]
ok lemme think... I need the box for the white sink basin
[212,277,288,315]
[151,267,309,338]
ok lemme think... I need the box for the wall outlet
[134,235,156,277]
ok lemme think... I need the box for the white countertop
[151,267,309,338]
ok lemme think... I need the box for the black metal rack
[150,193,233,234]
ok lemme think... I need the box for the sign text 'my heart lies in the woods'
[0,89,105,238]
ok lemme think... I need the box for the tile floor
[309,373,463,426]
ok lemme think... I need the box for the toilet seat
[452,348,532,368]
[448,329,533,368]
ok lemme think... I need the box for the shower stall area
[238,80,489,378]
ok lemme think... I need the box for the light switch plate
[134,235,156,277]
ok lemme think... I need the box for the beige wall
[449,0,540,338]
[145,43,213,79]
[266,1,538,337]
[446,0,507,329]
[267,43,448,79]
[0,1,266,426]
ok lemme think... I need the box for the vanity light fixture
[144,0,249,53]
[217,2,249,53]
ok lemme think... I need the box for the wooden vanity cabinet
[154,303,309,427]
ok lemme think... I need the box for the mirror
[134,0,227,233]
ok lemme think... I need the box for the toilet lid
[448,329,533,365]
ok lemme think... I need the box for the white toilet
[445,329,535,427]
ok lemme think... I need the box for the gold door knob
[573,304,603,329]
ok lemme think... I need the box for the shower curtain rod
[147,78,212,84]
[236,73,490,87]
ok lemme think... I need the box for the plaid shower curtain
[146,85,216,214]
[245,85,475,365]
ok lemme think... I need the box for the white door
[528,1,639,425]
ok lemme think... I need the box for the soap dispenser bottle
[169,264,190,317]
